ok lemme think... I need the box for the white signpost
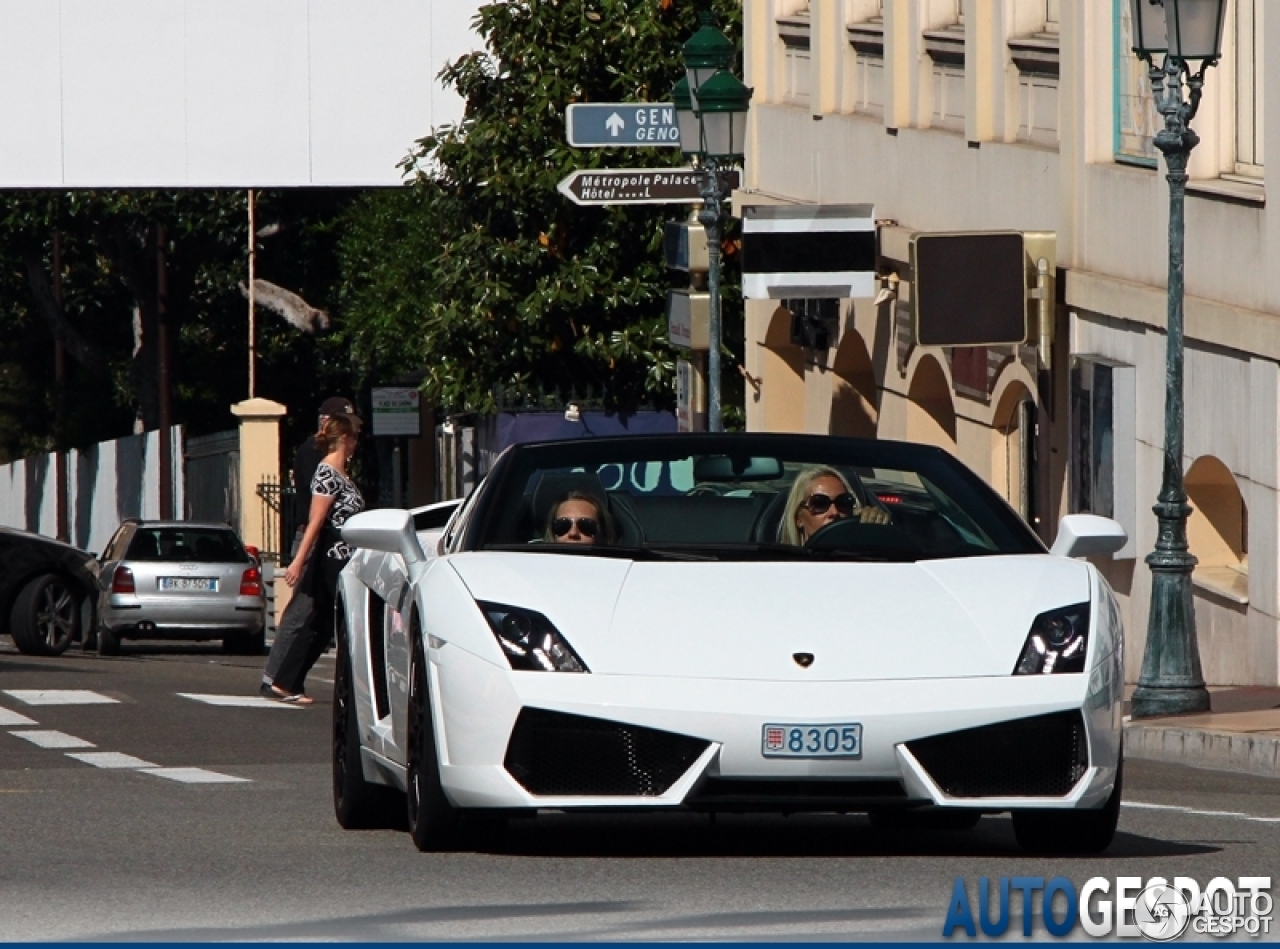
[370,387,421,437]
[557,167,740,207]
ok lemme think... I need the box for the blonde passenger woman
[271,412,365,703]
[544,492,615,545]
[779,466,890,546]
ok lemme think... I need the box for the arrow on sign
[557,167,740,206]
[605,112,625,137]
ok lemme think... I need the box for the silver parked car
[96,520,266,656]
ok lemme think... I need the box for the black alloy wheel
[9,574,79,656]
[332,609,401,829]
[1011,757,1123,855]
[406,620,462,852]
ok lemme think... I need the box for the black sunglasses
[552,516,599,538]
[802,492,857,516]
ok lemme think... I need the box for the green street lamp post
[1128,0,1227,718]
[674,13,751,432]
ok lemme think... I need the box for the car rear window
[126,528,248,564]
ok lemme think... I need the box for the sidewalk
[1123,685,1280,779]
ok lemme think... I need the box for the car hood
[448,552,1093,680]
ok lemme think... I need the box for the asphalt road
[1,637,1277,942]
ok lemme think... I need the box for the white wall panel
[61,0,188,186]
[0,0,481,187]
[185,0,312,185]
[309,0,434,184]
[0,0,62,184]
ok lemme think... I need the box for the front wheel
[406,622,462,852]
[9,574,80,656]
[1012,758,1123,855]
[333,612,401,829]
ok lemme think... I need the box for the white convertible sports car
[335,433,1128,854]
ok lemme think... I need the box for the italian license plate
[762,723,862,758]
[159,577,217,592]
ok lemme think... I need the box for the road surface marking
[3,689,118,706]
[0,707,38,727]
[10,730,95,749]
[1125,800,1280,824]
[66,751,158,769]
[177,693,302,709]
[142,767,250,784]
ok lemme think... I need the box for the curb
[1124,722,1280,780]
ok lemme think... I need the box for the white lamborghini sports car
[335,433,1128,854]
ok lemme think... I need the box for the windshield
[467,435,1044,562]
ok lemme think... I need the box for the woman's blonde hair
[778,466,857,546]
[543,491,616,544]
[315,412,362,453]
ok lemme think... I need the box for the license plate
[159,577,217,592]
[762,723,862,758]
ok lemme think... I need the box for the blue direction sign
[566,102,680,148]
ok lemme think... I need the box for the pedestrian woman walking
[270,412,364,703]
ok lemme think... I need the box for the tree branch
[23,254,109,376]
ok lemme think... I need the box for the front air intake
[905,710,1088,798]
[504,708,709,797]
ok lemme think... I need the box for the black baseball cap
[319,396,356,417]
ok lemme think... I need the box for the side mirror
[1050,514,1127,559]
[341,509,425,566]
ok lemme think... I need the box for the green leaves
[338,0,741,415]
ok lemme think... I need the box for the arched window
[1185,455,1248,604]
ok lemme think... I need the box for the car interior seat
[751,489,792,544]
[129,531,162,561]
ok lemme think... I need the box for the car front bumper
[422,643,1122,813]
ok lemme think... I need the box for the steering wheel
[803,516,915,555]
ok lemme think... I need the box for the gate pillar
[230,398,286,551]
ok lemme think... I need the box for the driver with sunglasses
[779,466,890,546]
[544,491,615,545]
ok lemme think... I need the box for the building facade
[739,0,1278,686]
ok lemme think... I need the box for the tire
[869,808,983,831]
[1012,758,1123,855]
[96,625,121,657]
[222,629,266,656]
[333,613,402,830]
[9,574,80,656]
[406,622,462,852]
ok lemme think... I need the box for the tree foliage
[338,0,742,415]
[0,189,359,459]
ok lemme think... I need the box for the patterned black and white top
[312,462,365,561]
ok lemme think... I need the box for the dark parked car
[0,526,98,656]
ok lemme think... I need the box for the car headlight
[1013,602,1090,675]
[477,601,589,673]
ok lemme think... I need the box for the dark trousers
[272,552,343,695]
[262,530,311,685]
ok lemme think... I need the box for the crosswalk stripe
[143,767,250,784]
[66,751,158,769]
[177,693,301,709]
[3,689,118,706]
[0,707,38,727]
[10,730,95,749]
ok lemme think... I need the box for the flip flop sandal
[278,693,315,705]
